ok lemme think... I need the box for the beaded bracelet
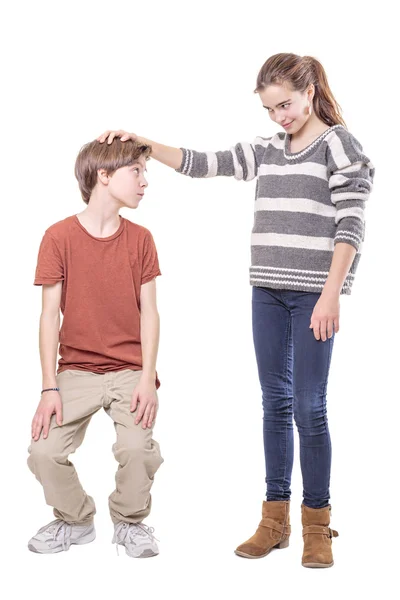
[41,387,60,394]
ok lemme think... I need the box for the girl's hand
[310,291,340,341]
[97,130,137,145]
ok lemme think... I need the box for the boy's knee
[27,437,62,469]
[113,439,163,470]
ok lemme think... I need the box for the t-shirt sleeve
[141,231,161,285]
[34,231,64,285]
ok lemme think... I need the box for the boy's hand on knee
[130,379,158,429]
[31,392,63,441]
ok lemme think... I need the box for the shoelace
[37,519,72,551]
[112,522,159,556]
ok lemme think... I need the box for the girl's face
[258,82,313,134]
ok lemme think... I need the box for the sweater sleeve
[175,137,271,182]
[327,129,375,252]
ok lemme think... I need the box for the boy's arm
[40,282,62,388]
[32,282,63,441]
[140,278,160,382]
[130,278,160,429]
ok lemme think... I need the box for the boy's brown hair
[75,138,152,204]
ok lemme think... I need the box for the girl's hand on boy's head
[97,130,137,145]
[31,392,63,442]
[130,378,158,430]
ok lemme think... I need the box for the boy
[27,138,163,558]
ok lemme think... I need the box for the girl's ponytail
[305,56,346,127]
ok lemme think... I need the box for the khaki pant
[27,369,163,525]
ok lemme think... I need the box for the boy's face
[107,155,148,209]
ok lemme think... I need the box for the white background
[1,1,397,598]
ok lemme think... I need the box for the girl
[98,53,374,568]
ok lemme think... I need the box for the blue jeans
[252,286,335,509]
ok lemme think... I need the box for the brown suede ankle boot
[235,500,291,559]
[301,504,339,568]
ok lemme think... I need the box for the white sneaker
[112,522,159,558]
[28,519,96,554]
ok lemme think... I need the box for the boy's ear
[97,168,110,185]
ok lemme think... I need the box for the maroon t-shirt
[34,215,161,388]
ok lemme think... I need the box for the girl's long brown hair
[255,53,346,128]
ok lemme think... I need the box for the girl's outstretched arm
[97,129,183,169]
[97,130,269,182]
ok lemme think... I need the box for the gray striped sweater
[176,124,374,295]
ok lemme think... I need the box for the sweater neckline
[284,124,343,161]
